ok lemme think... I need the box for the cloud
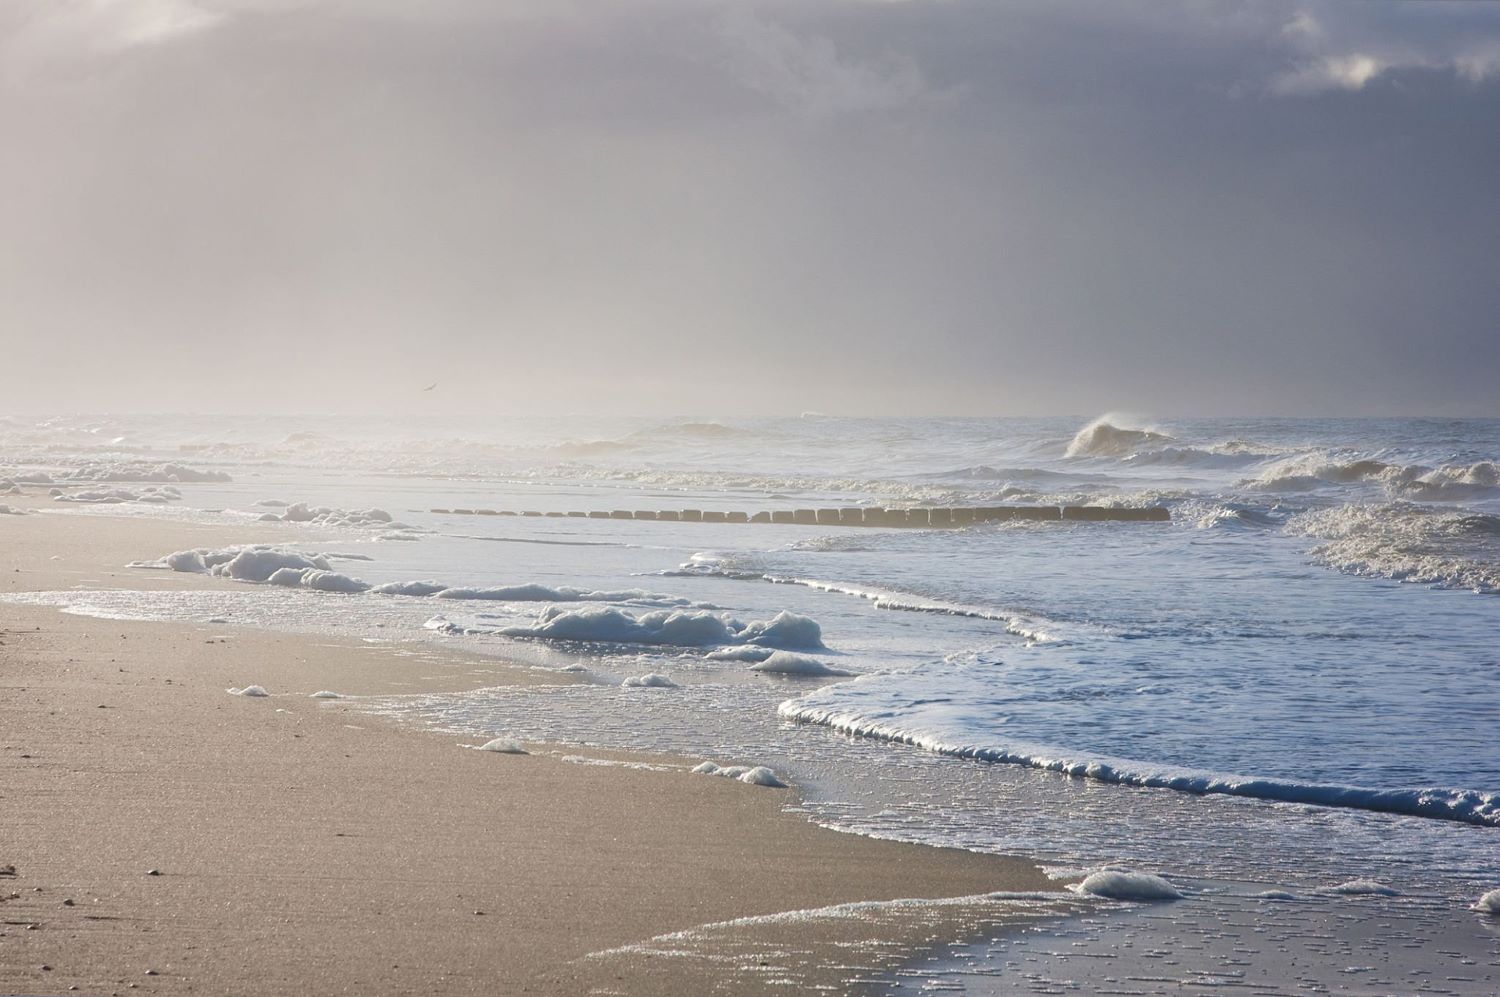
[716,9,930,118]
[1270,52,1389,95]
[1264,2,1500,96]
[1,0,225,78]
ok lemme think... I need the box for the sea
[5,412,1499,992]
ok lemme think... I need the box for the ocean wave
[1249,453,1500,501]
[930,465,1107,483]
[1287,503,1500,593]
[1065,416,1175,458]
[663,554,1062,643]
[778,694,1500,826]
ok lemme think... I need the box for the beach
[3,412,1499,995]
[1,504,1058,996]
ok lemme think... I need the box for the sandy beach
[0,504,1060,996]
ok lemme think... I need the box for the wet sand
[0,505,1059,996]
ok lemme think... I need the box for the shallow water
[5,412,1499,923]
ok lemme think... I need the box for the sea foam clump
[1472,889,1500,914]
[497,607,824,650]
[748,651,852,677]
[134,545,387,593]
[692,762,788,788]
[371,580,449,597]
[705,646,775,662]
[622,673,679,688]
[267,567,371,593]
[477,738,528,754]
[1076,870,1183,901]
[55,485,182,504]
[58,462,230,484]
[215,548,334,582]
[228,685,269,697]
[254,501,407,530]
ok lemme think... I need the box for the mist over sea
[5,412,1499,906]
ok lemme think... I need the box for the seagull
[421,382,437,392]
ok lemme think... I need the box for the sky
[1,0,1498,417]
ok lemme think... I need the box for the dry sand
[0,504,1063,996]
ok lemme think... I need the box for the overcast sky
[2,0,1497,417]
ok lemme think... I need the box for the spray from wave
[1064,414,1175,458]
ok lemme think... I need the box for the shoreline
[1,504,1064,995]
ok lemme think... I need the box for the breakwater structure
[427,506,1170,526]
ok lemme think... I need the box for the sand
[0,504,1060,996]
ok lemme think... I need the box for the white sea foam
[55,484,182,504]
[748,651,852,677]
[1075,870,1183,901]
[310,690,343,699]
[1287,503,1500,593]
[50,461,229,484]
[493,607,825,651]
[704,646,775,662]
[371,579,449,596]
[267,567,371,593]
[228,685,269,697]
[433,583,699,607]
[777,692,1500,826]
[1327,879,1400,896]
[1472,889,1500,914]
[215,548,333,583]
[692,762,788,788]
[622,673,679,688]
[477,737,528,753]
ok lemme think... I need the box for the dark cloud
[1,1,1497,415]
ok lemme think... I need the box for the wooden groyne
[427,505,1170,526]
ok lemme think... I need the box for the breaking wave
[1065,416,1175,458]
[778,693,1500,827]
[1286,503,1500,593]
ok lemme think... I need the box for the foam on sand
[692,761,788,788]
[496,607,825,650]
[0,504,26,515]
[371,579,449,596]
[228,685,269,697]
[261,502,400,529]
[748,651,853,677]
[1075,869,1183,901]
[267,567,371,593]
[310,690,343,699]
[476,738,528,754]
[55,485,182,504]
[218,548,333,582]
[622,673,679,688]
[705,646,775,662]
[41,461,230,484]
